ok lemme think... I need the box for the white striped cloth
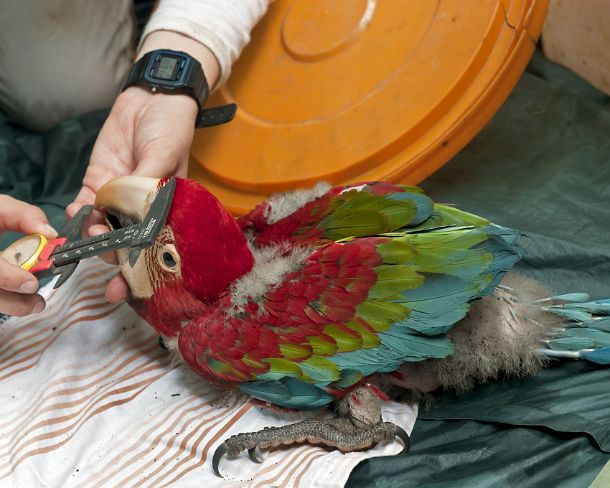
[0,259,417,487]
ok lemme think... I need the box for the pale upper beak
[94,177,162,299]
[94,176,161,227]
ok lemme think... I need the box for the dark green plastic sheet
[0,109,107,248]
[1,53,609,487]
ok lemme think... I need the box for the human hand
[0,197,57,316]
[67,30,220,218]
[65,87,198,303]
[67,86,197,217]
[66,31,220,304]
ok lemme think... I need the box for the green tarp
[0,109,106,248]
[1,53,609,487]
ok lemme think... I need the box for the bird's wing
[178,223,520,410]
[238,182,436,246]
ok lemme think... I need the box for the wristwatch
[122,49,237,128]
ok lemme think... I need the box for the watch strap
[123,50,237,129]
[197,103,237,128]
[122,54,147,91]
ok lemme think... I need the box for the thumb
[132,153,189,179]
[0,196,57,238]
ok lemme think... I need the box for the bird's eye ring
[162,251,177,268]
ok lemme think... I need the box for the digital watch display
[122,49,237,128]
[153,55,181,81]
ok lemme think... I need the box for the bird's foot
[212,385,409,477]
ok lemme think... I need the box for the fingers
[88,224,119,265]
[0,196,57,237]
[105,274,129,303]
[0,196,53,317]
[0,256,40,294]
[67,164,120,218]
[0,290,45,316]
[0,256,45,316]
[68,140,133,219]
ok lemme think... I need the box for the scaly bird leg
[212,385,410,477]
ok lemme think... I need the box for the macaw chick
[94,176,584,477]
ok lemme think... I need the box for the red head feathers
[164,178,255,305]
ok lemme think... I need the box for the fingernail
[20,280,39,294]
[32,300,45,314]
[41,224,58,238]
[89,226,107,237]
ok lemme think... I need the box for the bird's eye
[158,243,180,273]
[162,251,177,268]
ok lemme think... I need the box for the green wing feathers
[319,184,434,239]
[241,182,438,245]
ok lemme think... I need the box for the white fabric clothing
[142,0,269,87]
[0,0,135,131]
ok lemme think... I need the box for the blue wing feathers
[387,191,434,225]
[240,378,334,410]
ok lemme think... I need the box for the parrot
[93,176,610,477]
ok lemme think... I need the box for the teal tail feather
[536,294,610,365]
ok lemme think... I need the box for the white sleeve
[141,0,269,86]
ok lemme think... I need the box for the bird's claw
[212,442,228,477]
[212,435,263,477]
[394,425,411,454]
[248,446,263,463]
[211,422,410,477]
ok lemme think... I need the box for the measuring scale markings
[53,179,173,265]
[51,222,153,266]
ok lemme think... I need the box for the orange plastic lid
[190,0,548,215]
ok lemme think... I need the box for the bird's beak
[94,176,161,299]
[95,176,161,228]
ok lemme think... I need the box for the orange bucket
[190,0,548,215]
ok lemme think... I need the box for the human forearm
[138,30,221,90]
[140,0,268,87]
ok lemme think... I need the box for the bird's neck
[129,283,207,338]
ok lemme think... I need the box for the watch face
[150,53,184,82]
